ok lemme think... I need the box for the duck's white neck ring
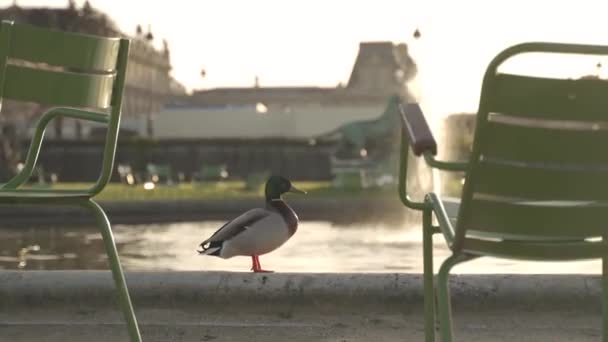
[270,198,283,202]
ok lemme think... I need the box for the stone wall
[15,138,334,183]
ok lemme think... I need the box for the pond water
[0,221,600,273]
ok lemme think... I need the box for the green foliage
[332,172,364,190]
[39,181,395,201]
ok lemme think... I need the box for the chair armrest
[423,152,469,172]
[35,107,109,125]
[426,192,455,247]
[397,100,435,210]
[397,100,469,211]
[399,102,469,171]
[1,107,109,190]
[399,102,437,156]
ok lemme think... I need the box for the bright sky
[3,0,608,117]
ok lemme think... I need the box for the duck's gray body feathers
[198,200,299,259]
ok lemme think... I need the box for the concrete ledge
[1,272,603,342]
[0,271,602,312]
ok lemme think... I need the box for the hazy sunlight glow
[4,0,608,116]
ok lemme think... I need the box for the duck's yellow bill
[288,185,307,194]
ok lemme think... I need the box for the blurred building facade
[0,3,418,181]
[146,41,418,181]
[0,1,173,138]
[158,41,417,139]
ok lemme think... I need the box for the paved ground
[0,306,602,342]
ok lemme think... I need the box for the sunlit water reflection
[0,221,600,273]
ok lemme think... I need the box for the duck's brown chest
[269,200,299,236]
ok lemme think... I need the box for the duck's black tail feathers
[197,240,223,256]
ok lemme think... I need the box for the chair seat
[440,196,460,228]
[433,195,605,260]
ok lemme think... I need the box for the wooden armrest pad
[399,102,437,156]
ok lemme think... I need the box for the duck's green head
[265,175,306,201]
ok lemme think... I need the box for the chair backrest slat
[474,161,608,200]
[0,21,120,109]
[455,43,608,248]
[490,73,608,121]
[10,22,120,71]
[3,64,114,108]
[0,20,129,195]
[468,198,607,238]
[481,120,608,164]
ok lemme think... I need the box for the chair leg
[422,208,435,342]
[436,253,476,342]
[603,257,608,342]
[84,199,142,342]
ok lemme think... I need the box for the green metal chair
[0,21,142,342]
[398,42,608,342]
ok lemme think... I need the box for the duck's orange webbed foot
[250,255,274,273]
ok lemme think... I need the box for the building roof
[180,41,417,107]
[155,104,384,140]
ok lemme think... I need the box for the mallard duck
[197,175,305,272]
